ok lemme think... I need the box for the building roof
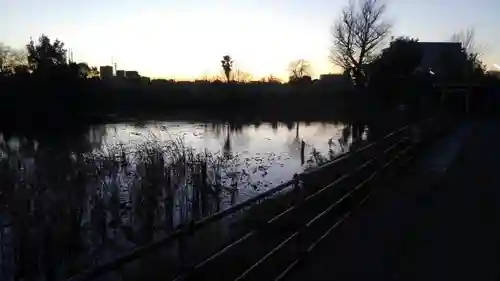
[418,42,465,70]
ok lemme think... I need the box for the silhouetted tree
[26,35,67,73]
[72,62,99,79]
[76,62,90,78]
[369,36,423,84]
[12,49,28,69]
[260,74,282,83]
[221,55,233,83]
[0,43,27,75]
[330,0,391,88]
[88,66,100,78]
[430,38,482,86]
[289,75,312,85]
[450,28,485,79]
[0,43,11,74]
[288,59,312,82]
[368,36,424,109]
[451,28,480,57]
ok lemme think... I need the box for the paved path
[286,120,500,281]
[392,120,500,280]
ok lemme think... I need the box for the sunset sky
[1,0,499,79]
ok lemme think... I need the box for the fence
[65,117,444,281]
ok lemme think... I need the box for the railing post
[0,223,3,279]
[292,174,307,260]
[421,118,430,143]
[300,141,305,166]
[292,173,302,205]
[410,121,422,146]
[178,221,195,273]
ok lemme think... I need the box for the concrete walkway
[286,120,500,281]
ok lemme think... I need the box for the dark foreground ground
[285,119,500,281]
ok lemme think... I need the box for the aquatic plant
[0,133,235,280]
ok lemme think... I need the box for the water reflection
[223,124,232,158]
[108,120,364,190]
[0,128,105,280]
[0,120,364,281]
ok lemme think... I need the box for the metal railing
[65,118,441,281]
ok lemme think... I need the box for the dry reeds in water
[0,134,233,280]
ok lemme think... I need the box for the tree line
[0,0,498,125]
[0,0,494,84]
[0,35,100,79]
[0,35,310,83]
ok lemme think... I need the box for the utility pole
[112,57,118,75]
[465,84,470,115]
[67,48,73,64]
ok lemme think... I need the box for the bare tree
[0,43,28,75]
[260,74,282,83]
[450,28,485,76]
[450,28,482,56]
[330,0,391,86]
[0,43,10,73]
[11,49,28,67]
[288,59,312,80]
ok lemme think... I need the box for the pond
[100,121,356,197]
[0,120,365,281]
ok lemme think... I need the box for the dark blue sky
[1,0,499,78]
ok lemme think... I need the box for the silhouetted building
[318,73,352,88]
[125,71,140,79]
[319,74,349,83]
[116,70,126,78]
[99,66,113,79]
[418,42,465,73]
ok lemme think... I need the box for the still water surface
[100,121,353,197]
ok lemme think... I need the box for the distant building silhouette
[125,71,140,79]
[116,70,126,78]
[99,65,114,79]
[318,73,352,88]
[319,74,349,83]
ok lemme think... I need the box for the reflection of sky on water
[101,121,348,199]
[0,121,353,201]
[0,121,352,199]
